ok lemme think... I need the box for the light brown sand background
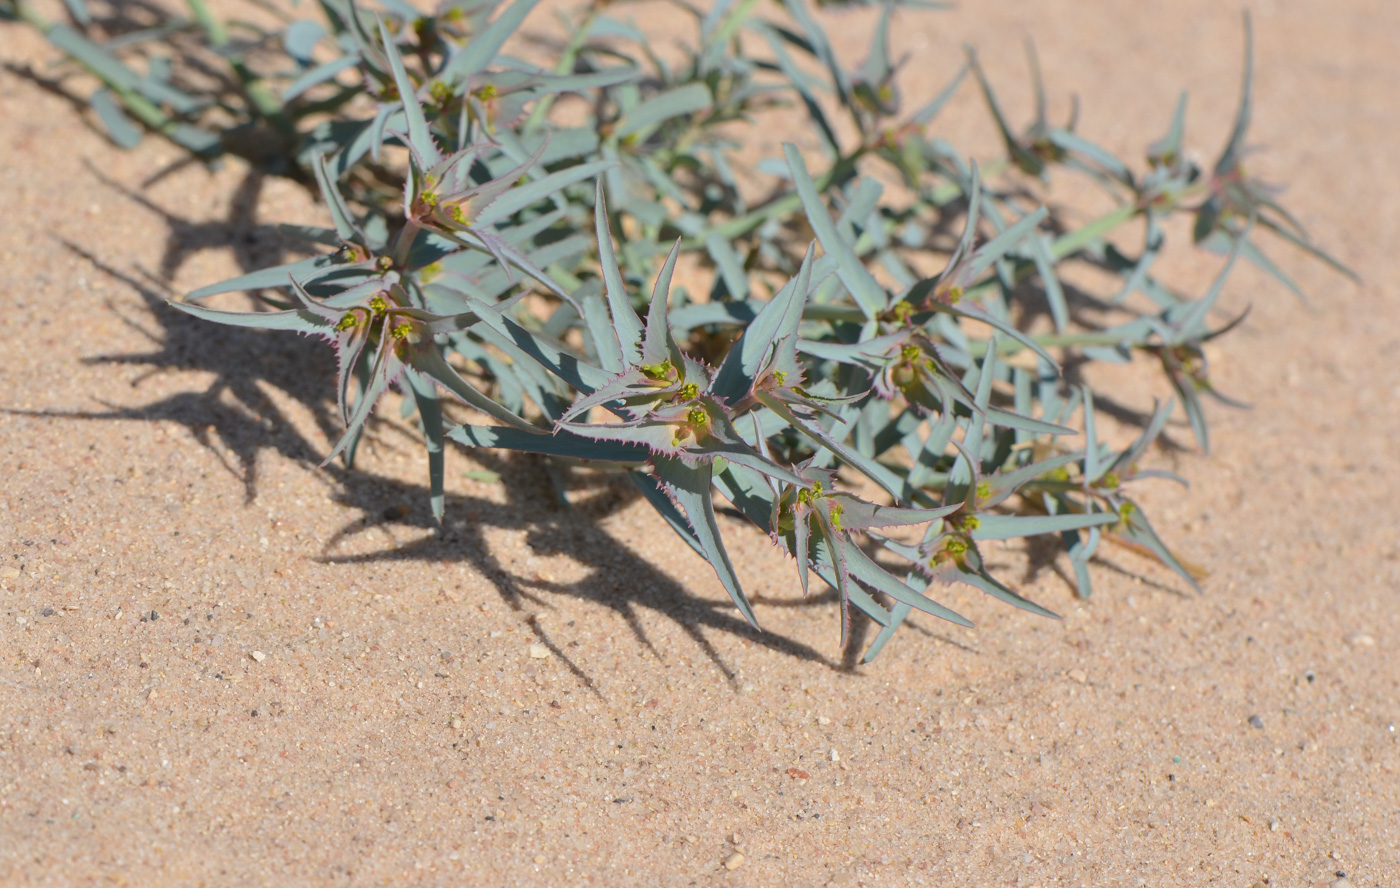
[2,1,1397,885]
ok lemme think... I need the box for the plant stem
[1049,202,1139,261]
[965,330,1139,357]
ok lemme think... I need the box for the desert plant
[6,0,1353,660]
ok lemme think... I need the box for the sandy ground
[2,1,1398,885]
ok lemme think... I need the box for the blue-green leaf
[377,18,439,167]
[89,88,141,148]
[405,372,446,521]
[615,82,712,140]
[441,0,544,83]
[283,55,360,102]
[168,300,329,333]
[651,456,758,628]
[474,159,613,227]
[784,144,886,318]
[449,424,647,462]
[972,511,1118,540]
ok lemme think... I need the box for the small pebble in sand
[1248,715,1265,730]
[1,566,20,580]
[1269,819,1279,832]
[1330,876,1353,888]
[1067,668,1088,683]
[527,643,549,660]
[830,748,840,762]
[723,852,745,870]
[1344,633,1375,648]
[250,651,266,663]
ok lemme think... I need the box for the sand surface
[2,1,1397,885]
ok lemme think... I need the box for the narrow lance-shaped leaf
[405,373,446,521]
[377,17,440,168]
[1215,11,1253,176]
[909,64,968,127]
[474,159,614,227]
[1148,92,1189,165]
[1027,231,1068,332]
[89,88,141,148]
[449,424,647,462]
[651,456,760,628]
[710,242,814,402]
[1082,385,1103,483]
[615,82,713,140]
[595,181,644,366]
[630,471,708,560]
[784,143,887,318]
[966,45,1043,176]
[441,0,544,82]
[167,299,330,334]
[1116,501,1203,593]
[314,152,364,246]
[284,56,360,104]
[972,510,1118,540]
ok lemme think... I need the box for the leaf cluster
[9,0,1354,659]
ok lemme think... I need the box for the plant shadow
[1017,528,1193,600]
[318,452,842,693]
[4,0,308,178]
[29,229,847,693]
[45,239,340,504]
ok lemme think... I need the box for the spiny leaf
[651,456,759,628]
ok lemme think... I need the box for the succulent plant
[8,0,1353,660]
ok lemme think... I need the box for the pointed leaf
[474,159,614,227]
[843,542,973,627]
[712,243,814,401]
[615,82,712,140]
[972,510,1118,540]
[1148,92,1188,165]
[313,152,362,245]
[594,182,644,365]
[410,347,541,432]
[405,372,446,521]
[641,240,683,365]
[1215,12,1253,176]
[652,457,759,628]
[442,0,544,82]
[168,300,329,334]
[378,18,440,167]
[449,424,647,462]
[784,144,886,318]
[630,471,707,560]
[89,88,141,148]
